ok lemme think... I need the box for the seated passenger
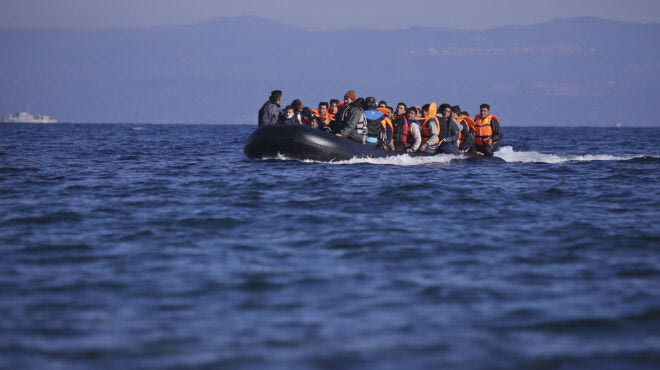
[309,116,319,129]
[452,105,476,154]
[414,106,423,119]
[278,105,298,125]
[435,103,460,155]
[336,90,367,143]
[473,103,503,157]
[325,99,343,133]
[377,106,395,150]
[292,99,313,125]
[418,103,441,154]
[313,102,333,132]
[405,107,422,153]
[328,99,340,120]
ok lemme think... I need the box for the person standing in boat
[363,97,385,147]
[336,90,367,143]
[473,103,503,157]
[258,90,283,127]
[392,103,409,152]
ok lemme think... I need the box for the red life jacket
[394,114,409,145]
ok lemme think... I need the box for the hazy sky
[1,0,659,30]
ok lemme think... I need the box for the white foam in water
[267,147,651,165]
[494,146,639,164]
[268,152,457,165]
[330,153,457,166]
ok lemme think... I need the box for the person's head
[310,116,319,127]
[396,103,407,116]
[344,90,357,105]
[301,107,313,122]
[292,99,304,113]
[378,100,388,108]
[480,103,491,118]
[284,105,294,118]
[270,90,282,104]
[364,96,377,111]
[415,106,422,117]
[422,104,430,117]
[451,105,461,116]
[461,111,470,117]
[439,103,452,118]
[406,107,417,120]
[318,102,329,116]
[329,99,339,114]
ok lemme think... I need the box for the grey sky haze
[1,0,659,30]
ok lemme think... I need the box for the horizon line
[0,14,657,33]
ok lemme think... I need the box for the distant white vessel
[3,111,57,123]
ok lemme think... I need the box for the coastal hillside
[1,16,659,125]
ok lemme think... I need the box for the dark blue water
[1,124,659,369]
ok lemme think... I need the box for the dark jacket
[258,99,282,127]
[437,116,460,145]
[490,118,503,143]
[339,101,366,142]
[277,115,298,125]
[392,115,408,151]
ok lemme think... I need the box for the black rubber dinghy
[245,125,398,161]
[244,124,499,162]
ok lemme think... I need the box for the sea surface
[1,123,659,369]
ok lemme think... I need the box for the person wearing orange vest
[473,103,503,157]
[452,105,475,154]
[313,102,333,132]
[418,103,441,154]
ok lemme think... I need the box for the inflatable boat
[244,124,428,161]
[243,125,502,162]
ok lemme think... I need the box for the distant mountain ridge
[1,16,659,125]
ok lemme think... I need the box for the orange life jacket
[456,115,475,147]
[473,114,499,146]
[312,109,332,125]
[376,107,391,116]
[419,103,439,146]
[381,116,393,132]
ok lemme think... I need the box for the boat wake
[494,146,655,164]
[266,146,657,166]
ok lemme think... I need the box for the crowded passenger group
[258,89,502,157]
